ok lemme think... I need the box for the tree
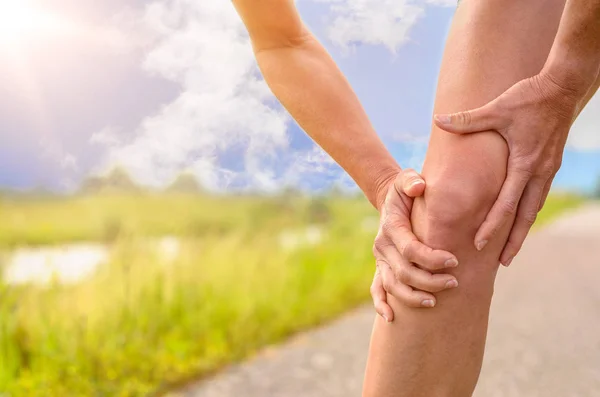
[80,167,140,194]
[594,175,600,199]
[165,172,203,194]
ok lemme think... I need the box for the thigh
[424,0,567,185]
[415,0,568,274]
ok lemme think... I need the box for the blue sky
[0,0,598,193]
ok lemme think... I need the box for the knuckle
[513,160,536,178]
[499,198,519,217]
[382,279,394,292]
[554,156,563,171]
[539,162,555,178]
[400,239,416,260]
[521,210,538,226]
[520,158,537,173]
[370,283,378,297]
[396,267,411,284]
[380,219,398,236]
[405,176,420,186]
[456,111,471,126]
[372,242,379,257]
[372,234,389,253]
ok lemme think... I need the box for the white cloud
[60,154,78,171]
[40,137,78,171]
[426,0,457,6]
[96,0,455,192]
[568,92,600,150]
[102,0,289,191]
[90,126,122,147]
[313,0,455,52]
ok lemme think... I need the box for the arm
[233,0,398,210]
[544,0,600,99]
[433,0,600,266]
[232,0,459,315]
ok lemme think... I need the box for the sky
[0,0,599,193]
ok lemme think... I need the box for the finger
[499,178,547,266]
[538,177,553,211]
[398,168,425,198]
[388,226,459,270]
[377,245,458,293]
[433,98,507,135]
[378,261,437,308]
[474,167,531,251]
[371,265,394,322]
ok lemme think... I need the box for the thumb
[434,100,503,135]
[398,168,425,198]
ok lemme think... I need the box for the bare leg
[363,0,567,396]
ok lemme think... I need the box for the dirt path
[183,204,600,397]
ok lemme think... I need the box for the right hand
[371,169,459,322]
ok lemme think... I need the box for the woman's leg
[363,0,567,396]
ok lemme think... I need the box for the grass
[0,193,306,248]
[0,192,586,396]
[533,193,586,228]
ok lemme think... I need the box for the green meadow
[0,192,586,396]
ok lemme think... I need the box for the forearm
[233,0,400,208]
[578,72,600,118]
[544,0,600,97]
[254,39,399,209]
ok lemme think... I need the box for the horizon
[1,0,599,194]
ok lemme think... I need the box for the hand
[434,71,583,267]
[371,169,459,323]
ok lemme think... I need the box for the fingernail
[444,258,459,268]
[476,240,488,251]
[421,299,435,308]
[382,314,390,323]
[410,180,425,188]
[445,279,458,289]
[503,257,513,267]
[435,114,452,125]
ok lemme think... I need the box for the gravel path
[183,204,600,397]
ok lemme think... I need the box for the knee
[412,170,501,251]
[410,164,505,300]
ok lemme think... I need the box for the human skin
[432,0,600,268]
[232,0,598,395]
[232,0,461,311]
[363,0,570,396]
[373,0,600,318]
[372,3,600,319]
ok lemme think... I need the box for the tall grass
[0,194,290,247]
[0,194,376,395]
[0,193,585,395]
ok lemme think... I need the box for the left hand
[371,168,459,322]
[433,71,584,267]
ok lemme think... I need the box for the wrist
[542,55,600,99]
[373,167,401,212]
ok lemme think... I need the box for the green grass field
[0,193,587,396]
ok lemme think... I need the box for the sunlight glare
[0,1,69,48]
